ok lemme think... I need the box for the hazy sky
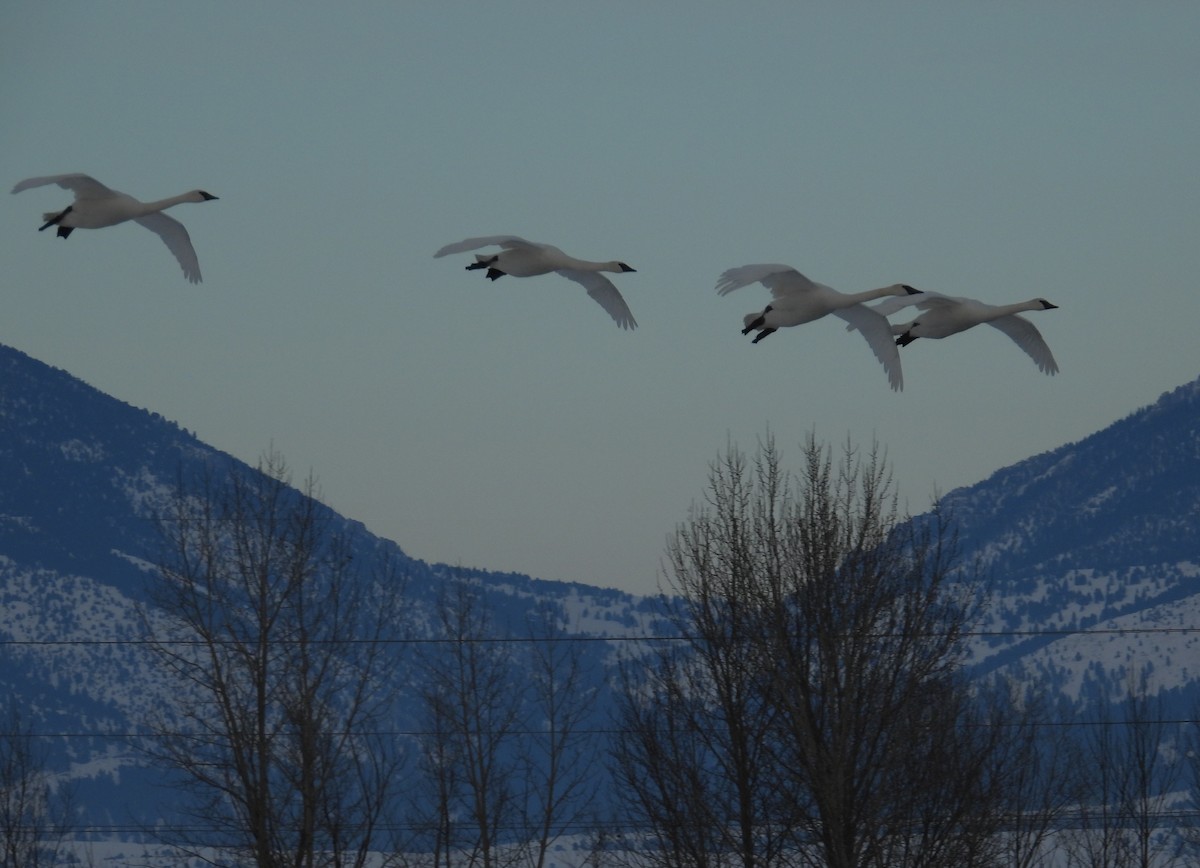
[3,3,1197,596]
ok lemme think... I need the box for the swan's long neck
[843,284,909,305]
[559,255,619,272]
[137,192,197,215]
[987,299,1050,319]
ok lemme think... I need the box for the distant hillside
[0,343,658,836]
[940,376,1200,702]
[945,377,1200,577]
[3,341,1200,850]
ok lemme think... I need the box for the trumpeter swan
[434,235,637,330]
[869,291,1059,375]
[716,263,922,392]
[12,173,217,284]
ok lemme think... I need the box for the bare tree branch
[142,449,408,867]
[614,434,1020,868]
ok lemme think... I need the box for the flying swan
[716,263,922,391]
[434,235,638,330]
[867,291,1060,375]
[11,173,218,284]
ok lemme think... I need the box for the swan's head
[1037,299,1058,310]
[190,190,219,202]
[616,262,636,273]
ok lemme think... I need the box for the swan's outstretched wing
[715,264,820,298]
[832,304,905,391]
[134,213,202,284]
[433,235,541,258]
[11,173,117,200]
[987,315,1059,375]
[557,269,637,330]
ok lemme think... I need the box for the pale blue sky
[3,3,1197,595]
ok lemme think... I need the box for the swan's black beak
[200,191,219,201]
[902,284,921,294]
[618,263,636,273]
[1041,301,1059,310]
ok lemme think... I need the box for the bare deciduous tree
[0,703,73,868]
[414,581,525,868]
[1065,672,1183,868]
[412,583,600,868]
[771,438,1006,868]
[1177,698,1200,859]
[143,450,407,868]
[521,605,602,868]
[990,691,1085,868]
[613,440,793,868]
[614,434,1018,868]
[612,643,729,868]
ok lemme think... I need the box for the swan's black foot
[486,268,505,281]
[56,226,74,239]
[896,332,917,347]
[751,328,776,344]
[39,206,71,232]
[466,255,498,271]
[742,316,766,335]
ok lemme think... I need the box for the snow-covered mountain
[0,343,659,836]
[943,376,1200,705]
[2,341,1200,842]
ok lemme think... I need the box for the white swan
[868,291,1060,375]
[11,173,218,284]
[434,235,638,330]
[716,263,922,391]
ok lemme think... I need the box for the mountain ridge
[2,341,1200,844]
[944,376,1200,576]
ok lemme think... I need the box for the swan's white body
[716,263,922,391]
[12,173,218,284]
[869,291,1059,375]
[434,235,637,330]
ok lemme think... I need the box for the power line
[4,624,1200,648]
[13,809,1200,839]
[7,714,1200,742]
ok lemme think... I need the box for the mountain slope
[0,343,656,836]
[944,377,1200,576]
[3,341,1200,845]
[940,377,1200,699]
